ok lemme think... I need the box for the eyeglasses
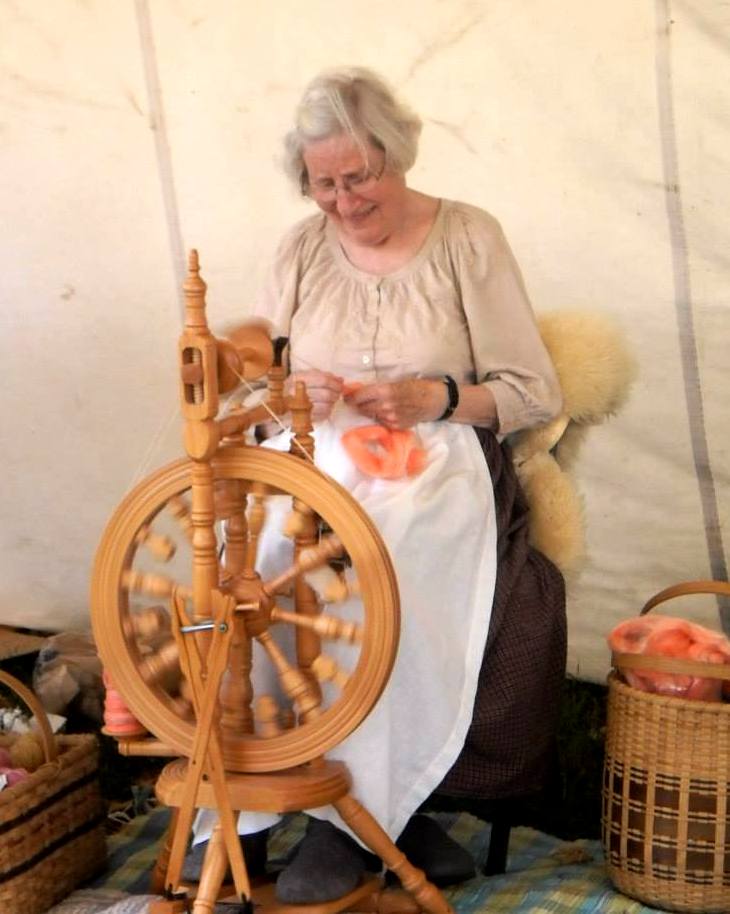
[303,161,386,203]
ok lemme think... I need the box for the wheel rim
[91,446,399,772]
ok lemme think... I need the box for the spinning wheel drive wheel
[91,445,400,773]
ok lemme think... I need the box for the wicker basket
[0,669,107,914]
[602,580,730,913]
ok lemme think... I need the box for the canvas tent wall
[1,0,727,682]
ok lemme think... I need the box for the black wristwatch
[438,375,459,421]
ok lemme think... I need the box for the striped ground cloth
[48,808,673,914]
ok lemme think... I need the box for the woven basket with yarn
[0,669,107,914]
[602,581,730,913]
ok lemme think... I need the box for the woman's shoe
[275,818,378,903]
[393,814,475,886]
[181,828,269,883]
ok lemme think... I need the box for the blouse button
[362,354,371,365]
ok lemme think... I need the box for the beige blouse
[256,199,561,434]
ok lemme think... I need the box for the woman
[192,67,565,903]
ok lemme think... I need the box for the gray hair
[283,67,422,194]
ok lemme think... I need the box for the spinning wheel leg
[162,589,251,903]
[192,824,229,914]
[150,809,180,894]
[334,796,453,914]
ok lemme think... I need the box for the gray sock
[181,829,268,883]
[275,819,372,904]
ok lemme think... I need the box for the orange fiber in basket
[341,425,427,479]
[608,614,730,700]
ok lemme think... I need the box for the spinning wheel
[90,252,452,914]
[92,446,399,771]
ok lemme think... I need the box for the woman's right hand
[287,370,344,422]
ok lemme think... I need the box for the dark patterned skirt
[437,429,567,799]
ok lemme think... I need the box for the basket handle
[0,669,58,763]
[611,651,730,681]
[612,579,730,682]
[640,579,730,615]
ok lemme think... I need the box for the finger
[349,383,386,406]
[311,403,333,421]
[292,369,342,383]
[317,372,345,389]
[342,381,364,398]
[308,390,340,418]
[289,371,344,397]
[380,409,404,430]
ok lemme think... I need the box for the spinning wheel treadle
[90,251,452,914]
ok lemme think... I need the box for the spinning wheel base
[171,877,424,914]
[248,876,388,914]
[155,759,352,813]
[153,758,452,914]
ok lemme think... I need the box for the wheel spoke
[134,523,176,562]
[139,639,180,689]
[255,630,322,722]
[123,604,171,642]
[166,495,194,542]
[270,606,363,645]
[262,534,344,596]
[123,569,192,602]
[304,566,361,604]
[311,654,350,690]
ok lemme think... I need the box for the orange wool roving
[341,426,426,479]
[341,381,364,398]
[608,613,730,701]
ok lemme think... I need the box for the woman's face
[302,133,407,247]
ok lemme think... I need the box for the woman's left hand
[345,378,448,429]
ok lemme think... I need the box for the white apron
[195,403,497,844]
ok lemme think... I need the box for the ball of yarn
[0,767,29,787]
[9,732,45,772]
